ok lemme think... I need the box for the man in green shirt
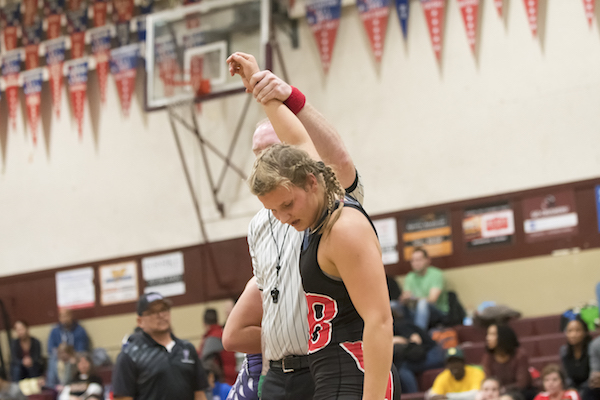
[401,247,448,330]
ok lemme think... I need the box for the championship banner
[306,0,342,74]
[523,0,538,37]
[23,69,43,145]
[90,26,111,103]
[155,36,179,97]
[583,0,595,27]
[357,0,390,63]
[68,59,88,137]
[2,50,21,130]
[46,37,66,117]
[93,0,108,27]
[110,44,139,117]
[67,0,88,58]
[137,0,154,42]
[3,4,21,51]
[23,21,43,69]
[421,0,446,61]
[395,0,409,39]
[45,0,65,39]
[494,0,503,17]
[457,0,479,54]
[113,0,134,46]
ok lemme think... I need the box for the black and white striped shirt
[247,173,364,361]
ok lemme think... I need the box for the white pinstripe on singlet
[247,174,364,361]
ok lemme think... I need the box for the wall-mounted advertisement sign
[462,202,515,248]
[372,217,399,265]
[55,267,96,309]
[402,211,453,260]
[142,252,186,297]
[522,190,579,243]
[99,261,139,306]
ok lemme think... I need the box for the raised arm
[322,209,393,400]
[249,71,355,189]
[227,52,320,161]
[222,277,263,354]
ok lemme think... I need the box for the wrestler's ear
[305,173,318,192]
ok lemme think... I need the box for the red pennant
[358,4,390,63]
[494,0,503,17]
[523,0,538,37]
[191,55,211,96]
[47,14,62,39]
[25,45,40,69]
[4,27,19,51]
[421,0,446,61]
[114,69,136,117]
[96,52,109,103]
[71,31,86,58]
[93,2,108,27]
[5,75,19,130]
[583,0,595,27]
[457,0,479,54]
[49,63,64,117]
[68,61,88,138]
[310,20,340,74]
[23,0,39,26]
[113,0,134,22]
[23,70,43,145]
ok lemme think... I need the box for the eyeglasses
[142,307,170,317]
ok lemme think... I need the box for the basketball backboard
[145,0,270,110]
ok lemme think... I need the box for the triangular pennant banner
[155,36,180,97]
[523,0,539,37]
[583,0,595,27]
[68,59,88,138]
[23,21,43,70]
[395,0,410,39]
[306,0,342,74]
[457,0,479,54]
[357,0,390,63]
[3,3,21,51]
[494,0,503,17]
[91,27,112,104]
[421,0,446,61]
[110,44,139,117]
[46,38,66,118]
[2,50,21,130]
[45,0,65,39]
[23,69,44,145]
[93,0,108,27]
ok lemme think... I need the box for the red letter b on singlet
[306,293,338,353]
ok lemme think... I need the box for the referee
[112,293,209,400]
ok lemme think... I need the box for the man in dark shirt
[112,292,209,400]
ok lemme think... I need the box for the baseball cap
[137,292,171,316]
[445,347,465,362]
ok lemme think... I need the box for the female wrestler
[227,52,398,400]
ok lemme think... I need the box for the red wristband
[283,86,306,115]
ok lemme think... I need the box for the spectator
[500,392,526,400]
[392,308,444,393]
[477,377,501,400]
[533,364,580,400]
[48,309,90,356]
[582,325,600,400]
[0,368,27,400]
[58,352,103,400]
[401,247,449,330]
[428,347,485,400]
[560,317,591,391]
[198,309,237,386]
[203,356,232,400]
[46,343,76,390]
[9,320,44,381]
[481,324,531,393]
[112,292,209,400]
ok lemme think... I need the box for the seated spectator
[533,364,580,400]
[582,329,600,400]
[560,317,591,391]
[198,308,237,385]
[0,368,27,400]
[501,392,526,400]
[46,343,77,390]
[58,352,103,400]
[428,347,485,400]
[9,320,44,381]
[204,356,233,400]
[392,307,445,393]
[48,309,90,356]
[401,247,449,330]
[481,324,532,393]
[476,377,501,400]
